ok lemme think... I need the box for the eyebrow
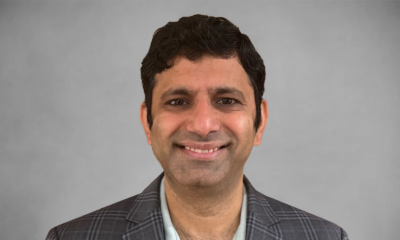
[210,87,246,101]
[159,86,246,102]
[160,87,194,102]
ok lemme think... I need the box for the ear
[140,102,152,145]
[253,99,268,146]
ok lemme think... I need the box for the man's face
[140,56,268,188]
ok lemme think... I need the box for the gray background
[1,1,399,240]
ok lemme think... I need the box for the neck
[164,173,244,240]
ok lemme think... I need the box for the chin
[171,169,227,188]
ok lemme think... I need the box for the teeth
[184,146,221,153]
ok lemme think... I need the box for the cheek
[151,113,184,145]
[222,113,255,143]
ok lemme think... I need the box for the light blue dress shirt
[160,177,247,240]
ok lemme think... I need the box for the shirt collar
[124,173,281,240]
[160,176,247,240]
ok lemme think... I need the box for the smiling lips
[184,146,219,154]
[177,142,227,159]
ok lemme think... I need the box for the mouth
[176,144,228,154]
[174,143,228,160]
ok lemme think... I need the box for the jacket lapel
[123,173,165,240]
[122,173,282,240]
[244,175,282,240]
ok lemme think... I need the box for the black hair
[141,14,265,131]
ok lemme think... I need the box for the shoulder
[46,195,138,240]
[262,194,349,239]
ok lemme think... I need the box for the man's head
[139,15,268,189]
[141,14,266,131]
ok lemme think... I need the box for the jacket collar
[123,173,164,240]
[244,175,282,239]
[126,173,163,223]
[123,173,281,240]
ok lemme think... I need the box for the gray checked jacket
[46,173,349,240]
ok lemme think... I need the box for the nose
[185,99,221,139]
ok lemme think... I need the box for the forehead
[154,56,252,92]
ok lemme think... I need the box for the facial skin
[140,55,268,192]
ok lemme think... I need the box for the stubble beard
[155,144,247,200]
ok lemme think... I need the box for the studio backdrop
[0,1,399,240]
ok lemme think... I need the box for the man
[46,14,348,240]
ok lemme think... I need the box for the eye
[168,99,188,106]
[217,98,237,105]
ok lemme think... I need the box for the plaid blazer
[46,173,349,240]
